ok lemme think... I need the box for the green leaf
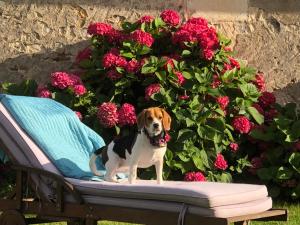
[182,71,192,79]
[52,92,73,107]
[193,155,205,171]
[115,78,129,87]
[154,18,165,28]
[178,152,190,162]
[120,51,135,58]
[291,121,300,139]
[121,22,137,32]
[177,129,194,142]
[276,167,293,180]
[182,50,191,57]
[141,65,157,74]
[215,108,225,117]
[185,118,195,127]
[289,152,300,173]
[200,150,210,168]
[250,129,273,142]
[220,172,232,183]
[1,79,38,96]
[247,106,264,125]
[239,83,260,99]
[257,167,276,181]
[79,59,94,69]
[123,41,132,48]
[155,71,166,82]
[269,186,281,198]
[139,45,151,55]
[115,126,120,135]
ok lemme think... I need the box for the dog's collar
[139,128,170,147]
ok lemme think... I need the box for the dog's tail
[89,146,107,176]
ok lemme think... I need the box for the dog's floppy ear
[137,109,146,130]
[161,109,171,131]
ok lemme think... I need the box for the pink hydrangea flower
[179,95,189,100]
[117,103,137,127]
[106,29,127,44]
[126,59,140,73]
[145,83,161,100]
[36,85,51,98]
[102,52,118,69]
[51,72,81,89]
[138,15,154,24]
[131,29,154,47]
[265,108,278,122]
[75,47,92,64]
[163,57,175,71]
[75,111,83,120]
[184,171,206,182]
[174,71,185,85]
[232,116,251,134]
[106,70,122,81]
[258,92,276,109]
[68,74,83,86]
[186,17,208,26]
[160,9,180,26]
[252,103,264,115]
[254,72,266,92]
[73,84,87,96]
[229,143,239,152]
[87,22,113,36]
[224,46,232,52]
[216,96,230,110]
[202,49,214,60]
[115,56,128,68]
[229,57,240,69]
[214,154,228,170]
[211,74,221,89]
[97,102,119,128]
[222,63,233,73]
[294,141,300,151]
[249,157,263,175]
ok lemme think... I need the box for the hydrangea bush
[2,10,300,199]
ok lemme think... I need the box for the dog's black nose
[153,123,159,129]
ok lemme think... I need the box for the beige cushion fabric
[67,178,269,208]
[82,195,272,218]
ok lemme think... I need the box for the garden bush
[1,10,300,199]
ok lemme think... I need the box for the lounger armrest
[11,165,84,205]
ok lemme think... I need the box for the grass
[21,201,297,225]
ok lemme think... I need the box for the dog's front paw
[104,175,118,183]
[157,179,163,185]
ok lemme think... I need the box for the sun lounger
[0,96,287,225]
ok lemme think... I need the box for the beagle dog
[89,107,171,184]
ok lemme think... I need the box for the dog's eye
[147,117,153,121]
[158,116,163,120]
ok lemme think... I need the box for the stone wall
[0,0,299,104]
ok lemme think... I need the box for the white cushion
[67,178,269,208]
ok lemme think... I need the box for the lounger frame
[0,139,287,225]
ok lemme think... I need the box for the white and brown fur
[89,107,171,184]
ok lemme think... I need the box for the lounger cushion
[82,195,272,218]
[67,178,269,208]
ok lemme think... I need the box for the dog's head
[137,107,171,137]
